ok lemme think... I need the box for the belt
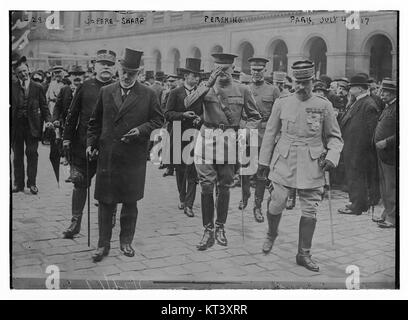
[203,121,239,131]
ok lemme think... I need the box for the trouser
[97,202,138,248]
[345,166,369,213]
[175,163,198,208]
[12,117,39,188]
[195,163,235,229]
[378,157,396,225]
[267,182,323,254]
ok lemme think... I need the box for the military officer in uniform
[258,60,343,271]
[185,53,261,250]
[240,57,280,223]
[62,49,117,239]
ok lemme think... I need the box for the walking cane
[86,153,90,247]
[325,171,335,246]
[238,133,246,242]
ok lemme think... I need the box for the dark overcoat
[11,80,51,145]
[87,81,164,203]
[165,86,203,165]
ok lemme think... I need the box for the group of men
[11,46,397,271]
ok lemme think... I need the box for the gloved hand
[86,146,99,161]
[53,120,60,127]
[206,66,223,87]
[121,127,140,144]
[257,164,270,179]
[320,159,335,171]
[62,140,71,162]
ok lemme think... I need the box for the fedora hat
[178,58,202,74]
[119,48,143,71]
[69,65,85,76]
[349,74,369,87]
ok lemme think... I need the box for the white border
[1,0,406,300]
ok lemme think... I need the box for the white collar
[356,91,369,101]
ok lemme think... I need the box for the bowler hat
[349,74,369,87]
[155,71,166,81]
[96,49,116,65]
[313,81,328,93]
[69,65,85,76]
[178,58,202,74]
[119,48,143,71]
[212,53,237,65]
[319,75,332,87]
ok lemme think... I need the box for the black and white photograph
[8,7,399,292]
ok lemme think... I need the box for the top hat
[145,70,154,80]
[96,49,116,65]
[291,60,315,81]
[380,78,397,91]
[119,48,143,71]
[211,53,238,65]
[69,65,85,76]
[349,74,369,87]
[273,71,287,83]
[178,58,202,74]
[248,57,269,69]
[155,71,166,80]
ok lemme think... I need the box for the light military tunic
[259,93,343,189]
[185,82,261,163]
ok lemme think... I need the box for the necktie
[121,88,129,102]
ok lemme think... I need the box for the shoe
[337,207,362,215]
[163,169,174,177]
[253,207,264,223]
[238,197,249,210]
[215,226,227,246]
[372,217,385,223]
[29,186,38,195]
[197,229,215,251]
[378,221,395,228]
[62,216,82,239]
[178,202,185,210]
[65,177,72,183]
[92,247,110,262]
[12,186,24,193]
[296,253,320,272]
[120,243,135,257]
[184,207,194,217]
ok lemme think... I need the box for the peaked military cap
[212,53,238,65]
[248,57,269,69]
[96,49,117,65]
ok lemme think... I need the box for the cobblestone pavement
[11,145,396,289]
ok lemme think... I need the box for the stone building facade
[21,10,398,81]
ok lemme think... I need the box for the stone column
[143,55,155,72]
[326,52,347,78]
[162,59,173,74]
[345,52,370,78]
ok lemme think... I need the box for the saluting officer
[258,60,343,272]
[185,53,261,250]
[240,57,280,223]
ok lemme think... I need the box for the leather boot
[197,227,215,251]
[63,188,87,239]
[92,246,110,262]
[215,224,227,246]
[262,213,282,253]
[296,216,319,272]
[253,197,264,223]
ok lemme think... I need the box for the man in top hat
[258,60,343,271]
[338,73,379,216]
[145,70,155,86]
[184,53,261,250]
[87,48,163,261]
[374,78,397,228]
[239,57,280,223]
[11,57,53,194]
[61,49,117,239]
[165,58,203,217]
[46,65,65,116]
